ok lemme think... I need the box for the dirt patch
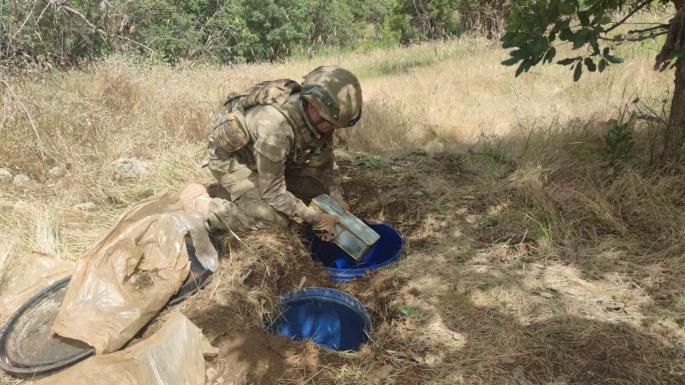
[183,299,292,384]
[148,155,443,384]
[338,159,428,237]
[128,272,155,294]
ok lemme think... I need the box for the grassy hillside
[1,31,684,384]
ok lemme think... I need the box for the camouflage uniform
[204,94,345,233]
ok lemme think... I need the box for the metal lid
[0,276,94,376]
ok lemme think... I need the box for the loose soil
[139,150,685,384]
[136,153,451,384]
[6,150,684,384]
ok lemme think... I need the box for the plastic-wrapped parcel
[0,252,75,320]
[36,312,218,385]
[52,192,218,354]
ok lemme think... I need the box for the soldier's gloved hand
[332,195,351,215]
[312,213,340,242]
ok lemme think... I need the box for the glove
[332,195,351,215]
[312,213,340,242]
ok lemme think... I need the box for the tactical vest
[216,79,331,166]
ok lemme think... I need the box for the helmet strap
[302,98,331,135]
[301,84,340,122]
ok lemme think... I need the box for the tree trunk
[10,0,22,53]
[659,1,685,164]
[662,57,685,164]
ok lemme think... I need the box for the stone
[112,158,149,180]
[13,173,30,185]
[0,168,11,182]
[49,166,65,177]
[206,368,218,383]
[73,202,97,212]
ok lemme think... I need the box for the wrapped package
[52,192,218,354]
[0,252,75,320]
[36,312,219,385]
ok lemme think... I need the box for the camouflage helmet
[301,65,362,128]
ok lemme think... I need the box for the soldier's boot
[180,183,212,230]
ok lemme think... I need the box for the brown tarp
[35,312,219,385]
[52,192,218,354]
[0,252,75,320]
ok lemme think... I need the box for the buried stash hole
[308,223,404,282]
[265,288,371,351]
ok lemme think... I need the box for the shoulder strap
[242,79,301,110]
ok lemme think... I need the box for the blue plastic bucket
[266,288,372,351]
[309,223,403,282]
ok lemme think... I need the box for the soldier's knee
[275,216,290,229]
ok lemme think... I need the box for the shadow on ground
[142,139,684,384]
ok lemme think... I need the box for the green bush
[0,0,520,66]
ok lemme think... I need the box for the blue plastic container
[267,288,371,351]
[309,223,403,282]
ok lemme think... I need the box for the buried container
[0,233,221,377]
[266,288,371,351]
[309,222,403,282]
[309,194,381,261]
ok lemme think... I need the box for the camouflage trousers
[206,170,326,233]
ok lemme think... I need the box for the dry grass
[1,12,685,384]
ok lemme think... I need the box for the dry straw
[1,15,684,383]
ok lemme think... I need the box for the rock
[13,173,30,185]
[73,202,97,212]
[112,158,149,180]
[671,347,685,359]
[0,168,11,182]
[49,166,65,177]
[206,367,218,383]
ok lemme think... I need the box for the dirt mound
[146,153,444,384]
[130,150,519,384]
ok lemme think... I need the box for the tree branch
[0,79,47,164]
[57,4,155,53]
[655,7,685,71]
[11,0,39,42]
[604,1,653,33]
[599,30,668,42]
[628,23,670,34]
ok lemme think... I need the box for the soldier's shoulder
[246,105,293,144]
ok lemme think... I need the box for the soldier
[181,65,362,242]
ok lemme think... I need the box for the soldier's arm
[250,107,319,223]
[310,135,344,199]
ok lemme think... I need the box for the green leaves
[603,122,635,161]
[573,61,583,81]
[399,306,422,318]
[477,217,499,229]
[354,154,382,167]
[605,54,624,64]
[543,47,557,64]
[434,200,447,214]
[557,57,578,65]
[558,2,576,15]
[501,0,626,83]
[501,57,519,66]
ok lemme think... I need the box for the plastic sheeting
[0,252,75,319]
[35,312,219,385]
[52,192,218,354]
